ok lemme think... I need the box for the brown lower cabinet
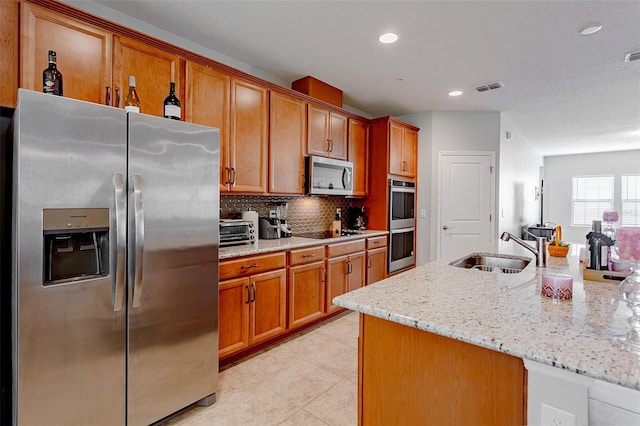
[218,253,287,359]
[288,246,326,329]
[326,240,366,313]
[366,236,387,285]
[359,314,526,425]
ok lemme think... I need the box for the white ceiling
[92,0,640,157]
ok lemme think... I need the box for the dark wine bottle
[43,50,63,96]
[163,82,181,120]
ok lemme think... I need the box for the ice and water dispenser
[43,208,110,285]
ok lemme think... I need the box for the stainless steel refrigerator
[8,89,219,425]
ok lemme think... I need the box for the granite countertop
[333,241,640,391]
[219,229,388,260]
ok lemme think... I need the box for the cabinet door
[366,247,387,285]
[0,0,19,108]
[269,91,306,194]
[346,251,366,292]
[288,261,326,329]
[326,255,348,313]
[328,112,347,160]
[185,61,230,193]
[230,78,268,193]
[20,2,112,105]
[403,128,418,178]
[348,118,368,197]
[113,36,181,117]
[389,122,405,176]
[249,269,287,345]
[307,103,330,157]
[218,277,250,358]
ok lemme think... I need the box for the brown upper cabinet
[1,0,19,108]
[348,118,369,197]
[20,2,180,116]
[388,122,418,178]
[269,91,307,194]
[185,65,270,195]
[226,78,268,193]
[370,117,419,179]
[307,103,347,160]
[112,36,181,116]
[184,62,231,193]
[20,2,112,105]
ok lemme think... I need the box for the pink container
[541,273,573,300]
[617,227,640,262]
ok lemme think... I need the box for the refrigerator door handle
[113,173,126,312]
[132,174,145,308]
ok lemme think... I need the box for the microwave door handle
[131,174,145,308]
[342,167,352,189]
[112,173,126,312]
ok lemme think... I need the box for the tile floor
[163,312,359,426]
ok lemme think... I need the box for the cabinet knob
[442,225,453,230]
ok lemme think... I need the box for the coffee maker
[276,201,293,238]
[347,206,368,230]
[276,201,292,238]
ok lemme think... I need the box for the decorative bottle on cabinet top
[163,82,181,120]
[43,50,63,96]
[124,76,141,113]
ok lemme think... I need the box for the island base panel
[359,314,526,425]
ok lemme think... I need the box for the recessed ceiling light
[379,33,398,44]
[579,24,602,35]
[448,90,463,97]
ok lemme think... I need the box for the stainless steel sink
[449,253,531,274]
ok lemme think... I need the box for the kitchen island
[333,241,640,425]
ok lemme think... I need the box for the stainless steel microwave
[305,156,353,196]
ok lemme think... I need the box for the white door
[439,153,495,258]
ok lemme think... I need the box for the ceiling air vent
[625,52,640,62]
[475,81,504,93]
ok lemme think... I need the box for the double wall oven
[389,179,416,273]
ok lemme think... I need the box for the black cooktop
[297,230,363,239]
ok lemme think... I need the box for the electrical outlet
[540,403,577,426]
[336,208,341,218]
[269,210,277,219]
[420,209,427,218]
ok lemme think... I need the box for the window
[622,174,640,225]
[571,176,614,226]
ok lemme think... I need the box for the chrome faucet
[500,231,547,267]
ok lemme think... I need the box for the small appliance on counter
[346,206,368,230]
[275,201,292,238]
[259,217,281,239]
[219,219,256,247]
[241,210,259,243]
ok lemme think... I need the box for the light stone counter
[219,230,388,260]
[333,241,640,391]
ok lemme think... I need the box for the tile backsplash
[220,195,352,234]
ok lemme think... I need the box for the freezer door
[12,90,127,425]
[127,113,219,425]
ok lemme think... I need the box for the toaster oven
[219,219,256,247]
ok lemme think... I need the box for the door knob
[442,225,453,230]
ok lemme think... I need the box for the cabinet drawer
[219,252,286,280]
[367,236,387,249]
[326,239,366,258]
[289,246,325,266]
